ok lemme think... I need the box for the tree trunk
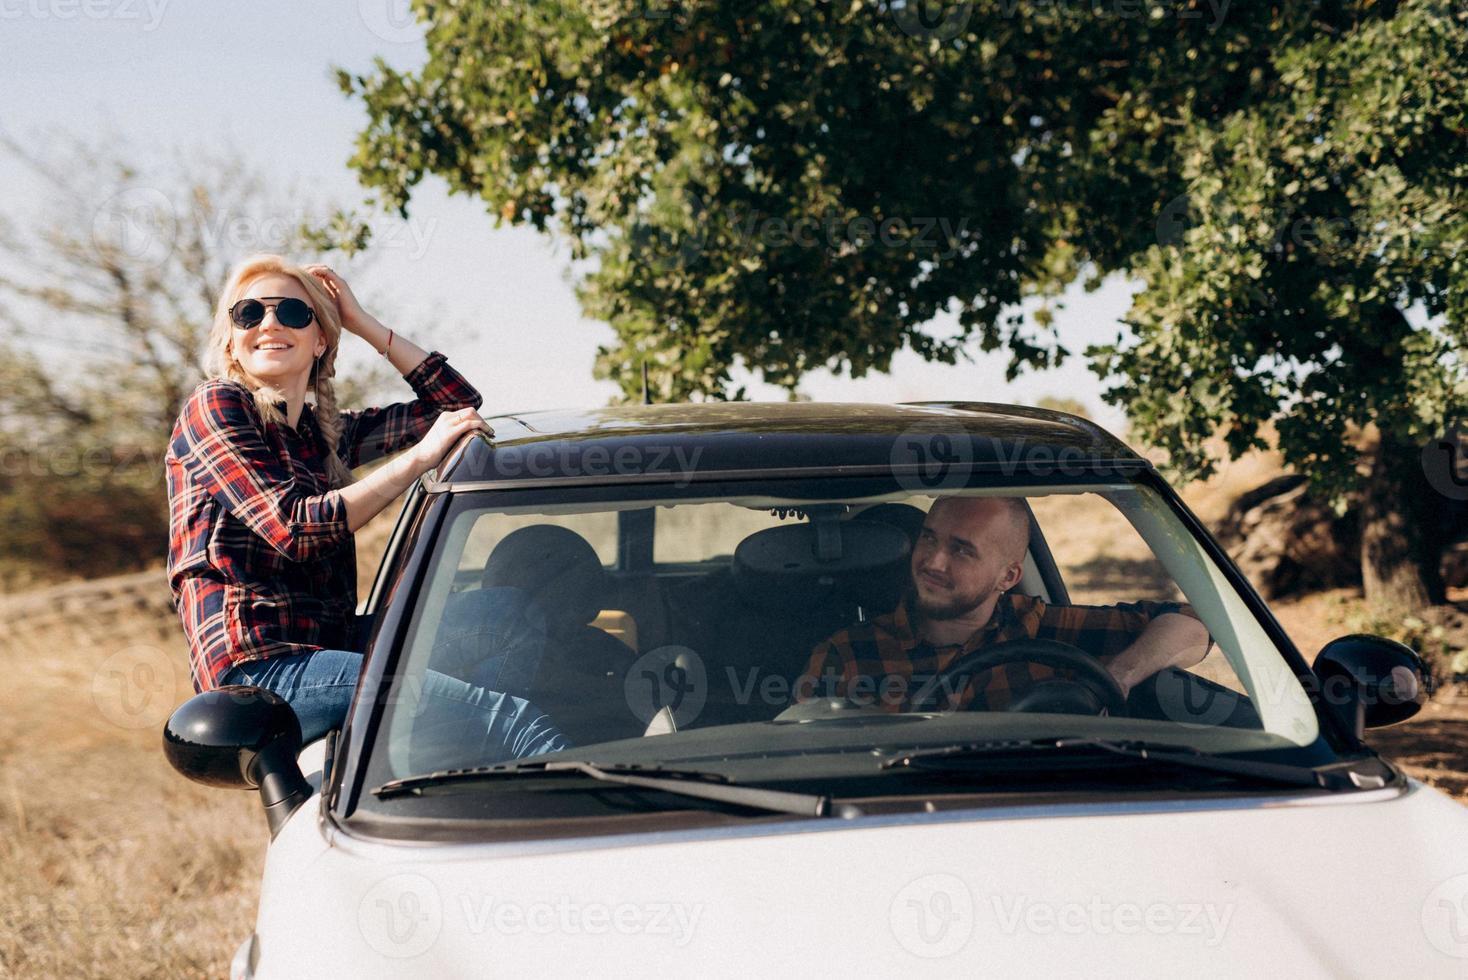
[1360,430,1446,614]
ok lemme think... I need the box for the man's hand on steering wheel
[912,638,1128,717]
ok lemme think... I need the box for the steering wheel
[911,638,1128,717]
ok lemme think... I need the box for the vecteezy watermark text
[889,875,1235,960]
[0,0,170,29]
[728,209,970,261]
[486,442,705,486]
[995,0,1230,30]
[0,443,161,482]
[91,188,439,269]
[459,894,703,946]
[890,0,1231,42]
[890,427,1122,493]
[356,873,703,960]
[990,894,1234,944]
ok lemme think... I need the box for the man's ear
[1000,560,1024,592]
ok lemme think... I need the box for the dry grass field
[2,452,1465,978]
[0,518,397,979]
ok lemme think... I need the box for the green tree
[1069,2,1467,611]
[338,0,1465,611]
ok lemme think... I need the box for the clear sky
[0,0,1137,432]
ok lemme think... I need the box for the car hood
[249,782,1468,978]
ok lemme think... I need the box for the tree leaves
[1089,0,1467,495]
[340,0,1464,502]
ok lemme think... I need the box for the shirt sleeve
[336,351,484,468]
[793,639,848,702]
[174,381,351,563]
[1036,599,1214,658]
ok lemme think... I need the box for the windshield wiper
[880,738,1384,792]
[372,760,834,817]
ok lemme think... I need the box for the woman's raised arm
[303,265,485,469]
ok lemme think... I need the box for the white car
[164,403,1468,978]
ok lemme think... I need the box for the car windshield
[358,478,1325,814]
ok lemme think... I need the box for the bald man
[794,496,1212,712]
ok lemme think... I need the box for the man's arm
[1097,612,1211,696]
[1035,599,1214,697]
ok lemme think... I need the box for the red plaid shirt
[166,352,481,691]
[795,592,1208,711]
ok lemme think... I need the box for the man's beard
[913,571,999,621]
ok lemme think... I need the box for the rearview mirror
[162,686,311,839]
[1312,634,1429,739]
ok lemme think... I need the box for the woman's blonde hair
[204,253,354,488]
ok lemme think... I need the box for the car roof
[433,401,1148,489]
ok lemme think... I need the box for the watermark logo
[358,0,421,43]
[358,873,443,959]
[1151,668,1238,728]
[890,425,974,493]
[1423,873,1468,959]
[890,873,975,958]
[624,645,707,729]
[91,186,176,267]
[1422,429,1468,502]
[91,643,176,730]
[890,1,975,42]
[1155,192,1196,249]
[627,193,709,273]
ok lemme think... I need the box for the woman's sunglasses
[229,297,315,329]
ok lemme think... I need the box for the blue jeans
[218,649,570,764]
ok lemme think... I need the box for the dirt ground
[0,517,405,978]
[1366,688,1468,798]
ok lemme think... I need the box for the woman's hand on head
[410,408,494,475]
[304,264,372,335]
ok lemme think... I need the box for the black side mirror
[162,686,312,839]
[1312,634,1429,739]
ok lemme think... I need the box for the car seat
[689,515,912,726]
[479,524,644,745]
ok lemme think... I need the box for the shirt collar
[263,398,316,434]
[897,591,1018,653]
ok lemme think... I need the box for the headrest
[732,518,910,611]
[853,503,926,609]
[481,524,604,633]
[857,502,928,546]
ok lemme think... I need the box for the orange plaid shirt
[795,592,1208,711]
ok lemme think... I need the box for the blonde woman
[164,254,566,760]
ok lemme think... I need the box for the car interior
[423,497,1262,747]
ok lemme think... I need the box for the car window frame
[332,468,1362,822]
